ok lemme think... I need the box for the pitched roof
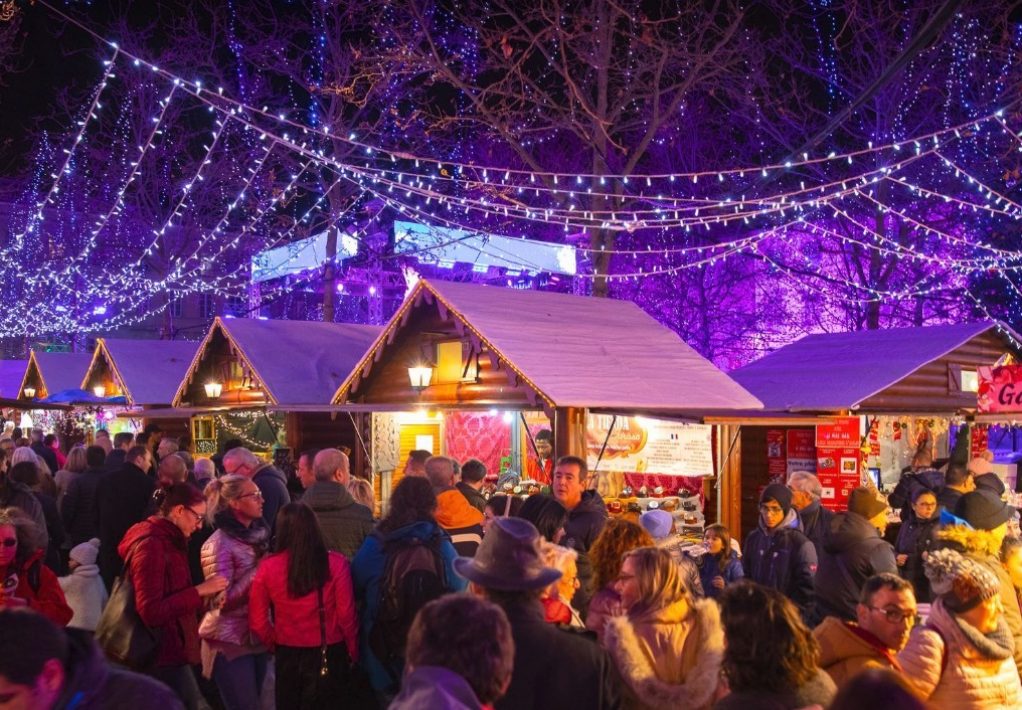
[93,339,200,406]
[29,352,94,395]
[731,321,1017,411]
[0,360,27,399]
[336,279,763,414]
[177,318,382,406]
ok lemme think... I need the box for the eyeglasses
[0,538,16,548]
[183,507,204,523]
[239,491,263,501]
[868,606,917,624]
[760,505,784,514]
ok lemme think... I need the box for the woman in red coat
[119,483,227,710]
[0,507,72,625]
[249,503,359,710]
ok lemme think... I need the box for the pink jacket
[248,550,358,662]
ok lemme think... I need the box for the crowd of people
[2,425,1022,709]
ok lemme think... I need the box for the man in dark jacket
[30,427,59,474]
[455,517,621,710]
[104,432,133,472]
[95,445,154,589]
[551,456,608,616]
[457,458,489,514]
[0,609,184,709]
[742,483,818,613]
[428,456,485,557]
[223,446,291,534]
[814,487,898,622]
[62,446,109,547]
[788,471,834,560]
[937,463,974,513]
[304,448,374,558]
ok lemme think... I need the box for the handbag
[95,540,162,670]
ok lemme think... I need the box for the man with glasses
[814,573,916,689]
[222,447,290,534]
[742,483,817,614]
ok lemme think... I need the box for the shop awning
[88,339,200,407]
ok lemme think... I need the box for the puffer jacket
[813,616,900,688]
[118,516,202,667]
[3,548,73,626]
[302,480,374,559]
[742,509,817,610]
[435,488,485,557]
[897,597,1022,708]
[814,511,898,622]
[694,550,743,600]
[198,512,269,647]
[603,598,723,710]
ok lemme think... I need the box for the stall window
[435,340,479,384]
[960,369,979,393]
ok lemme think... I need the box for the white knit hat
[69,537,100,566]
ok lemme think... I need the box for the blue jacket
[351,520,466,691]
[696,549,744,599]
[742,509,817,610]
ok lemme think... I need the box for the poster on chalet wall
[586,415,714,477]
[816,417,862,511]
[978,365,1022,413]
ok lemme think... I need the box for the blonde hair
[347,477,375,512]
[623,546,690,617]
[64,445,88,474]
[541,542,579,603]
[203,474,251,524]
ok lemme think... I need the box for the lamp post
[204,382,223,399]
[407,365,433,391]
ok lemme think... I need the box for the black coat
[894,508,940,603]
[742,511,817,610]
[798,499,834,561]
[562,490,608,615]
[62,466,108,546]
[32,441,59,475]
[302,480,374,559]
[104,449,127,472]
[455,481,487,514]
[34,491,65,574]
[252,464,291,534]
[495,599,621,710]
[95,463,155,589]
[814,512,898,621]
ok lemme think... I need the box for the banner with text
[586,415,714,477]
[816,417,862,511]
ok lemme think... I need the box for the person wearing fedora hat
[457,517,621,710]
[814,488,898,624]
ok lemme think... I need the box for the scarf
[954,616,1014,660]
[214,509,270,555]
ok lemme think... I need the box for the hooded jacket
[251,462,291,534]
[897,596,1022,708]
[59,561,109,631]
[390,665,487,710]
[603,598,723,710]
[0,479,48,551]
[302,480,374,559]
[435,488,485,557]
[53,628,184,709]
[814,511,897,621]
[351,519,466,692]
[813,616,900,688]
[4,548,72,626]
[797,499,834,560]
[119,516,203,667]
[894,507,941,602]
[742,509,817,610]
[562,490,609,615]
[888,468,944,513]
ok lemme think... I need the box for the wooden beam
[554,406,586,459]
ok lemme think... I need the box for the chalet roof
[336,279,763,414]
[731,321,1019,412]
[25,352,93,396]
[177,317,383,406]
[0,360,27,399]
[91,339,200,406]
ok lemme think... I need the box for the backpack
[368,532,447,680]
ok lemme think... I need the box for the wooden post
[716,424,743,540]
[554,407,586,459]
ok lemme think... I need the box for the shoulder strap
[317,585,329,677]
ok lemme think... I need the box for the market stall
[16,351,95,439]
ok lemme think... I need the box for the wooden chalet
[18,351,93,401]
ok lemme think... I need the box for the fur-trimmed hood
[603,598,723,709]
[937,524,1002,558]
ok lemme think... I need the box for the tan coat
[603,598,723,710]
[813,616,897,688]
[897,597,1022,709]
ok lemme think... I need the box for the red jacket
[119,516,202,667]
[249,550,358,662]
[2,549,73,626]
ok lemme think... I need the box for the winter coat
[118,516,203,667]
[58,563,109,631]
[937,486,965,514]
[390,665,486,710]
[435,488,485,557]
[814,511,898,621]
[61,466,107,547]
[34,490,64,573]
[96,463,155,589]
[251,463,291,534]
[198,512,269,648]
[351,519,466,691]
[54,468,77,499]
[456,481,488,514]
[248,549,359,662]
[603,598,723,710]
[563,490,609,614]
[712,669,836,710]
[104,448,127,472]
[938,523,1022,672]
[813,616,900,689]
[495,598,622,710]
[695,550,744,600]
[889,468,944,513]
[301,480,374,559]
[894,507,940,602]
[741,509,817,610]
[797,499,834,560]
[53,628,184,710]
[0,480,48,552]
[897,597,1022,708]
[2,548,73,626]
[32,441,58,475]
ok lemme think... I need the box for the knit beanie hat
[925,548,1000,612]
[760,483,792,515]
[69,537,100,566]
[847,487,887,519]
[974,472,1006,497]
[639,509,673,540]
[954,489,1016,531]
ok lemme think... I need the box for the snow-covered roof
[89,339,200,406]
[177,318,382,406]
[731,321,1019,411]
[25,352,93,396]
[0,360,27,399]
[336,279,763,414]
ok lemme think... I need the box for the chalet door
[394,422,441,490]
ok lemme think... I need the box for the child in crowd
[57,537,108,631]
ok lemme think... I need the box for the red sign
[786,429,816,474]
[767,429,786,479]
[816,446,862,511]
[971,425,989,459]
[978,365,1022,413]
[816,417,860,448]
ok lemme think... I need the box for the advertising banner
[786,429,817,475]
[767,429,787,479]
[978,365,1022,413]
[586,415,714,477]
[816,417,862,511]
